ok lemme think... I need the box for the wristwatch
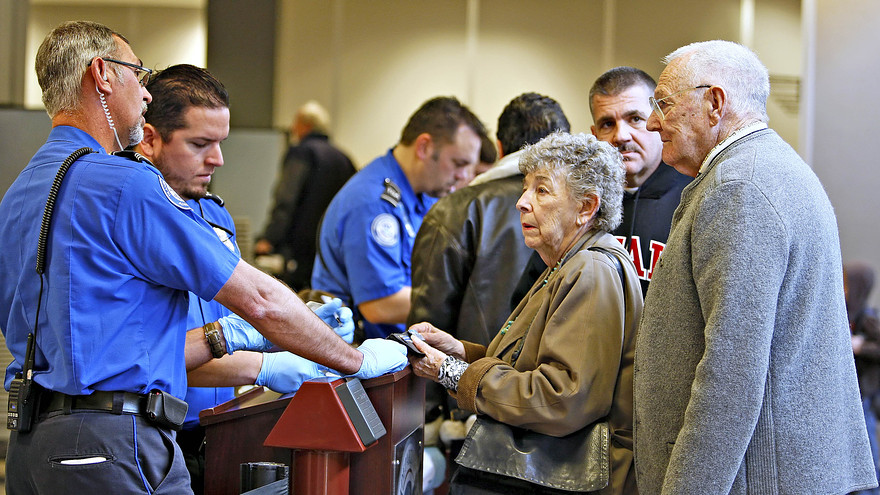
[203,321,226,359]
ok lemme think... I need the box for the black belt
[43,390,148,416]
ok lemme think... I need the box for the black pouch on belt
[145,390,188,430]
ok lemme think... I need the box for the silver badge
[371,213,399,247]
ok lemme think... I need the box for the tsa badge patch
[159,176,191,211]
[371,213,399,247]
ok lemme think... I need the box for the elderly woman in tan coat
[410,131,643,494]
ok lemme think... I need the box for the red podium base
[199,367,425,495]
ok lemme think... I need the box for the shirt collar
[382,149,436,215]
[699,121,768,173]
[49,125,107,154]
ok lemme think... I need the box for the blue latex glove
[350,338,408,380]
[310,298,355,344]
[217,313,275,354]
[255,352,328,393]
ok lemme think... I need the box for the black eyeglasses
[89,57,153,86]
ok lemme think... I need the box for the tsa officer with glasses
[0,21,406,494]
[632,40,877,494]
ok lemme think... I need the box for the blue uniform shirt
[312,149,436,339]
[182,197,239,429]
[0,126,239,398]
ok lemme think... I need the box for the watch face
[393,427,422,495]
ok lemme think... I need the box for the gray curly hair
[35,20,127,117]
[519,132,625,233]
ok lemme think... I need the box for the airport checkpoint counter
[199,367,425,495]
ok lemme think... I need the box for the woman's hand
[408,336,448,382]
[408,322,466,359]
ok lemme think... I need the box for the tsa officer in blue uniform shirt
[0,22,406,494]
[312,96,486,339]
[135,64,356,494]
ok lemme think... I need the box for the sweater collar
[699,121,767,174]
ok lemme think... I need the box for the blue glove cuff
[218,314,274,353]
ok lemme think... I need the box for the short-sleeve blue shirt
[182,197,239,428]
[311,149,436,339]
[0,126,239,398]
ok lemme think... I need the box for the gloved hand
[217,313,275,354]
[255,352,328,393]
[350,338,408,380]
[310,298,355,344]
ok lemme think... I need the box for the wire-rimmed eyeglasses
[649,85,712,120]
[89,58,153,86]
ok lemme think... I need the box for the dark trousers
[176,426,207,495]
[6,411,193,494]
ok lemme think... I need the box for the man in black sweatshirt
[514,67,692,300]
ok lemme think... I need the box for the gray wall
[207,0,277,128]
[0,109,50,196]
[210,129,287,261]
[809,0,880,308]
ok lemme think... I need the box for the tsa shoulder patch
[371,213,399,247]
[159,176,191,211]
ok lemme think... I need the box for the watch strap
[203,321,226,359]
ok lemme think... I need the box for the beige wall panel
[613,0,740,82]
[333,0,470,167]
[25,5,206,109]
[475,0,602,137]
[275,1,338,135]
[754,0,801,73]
[754,0,801,150]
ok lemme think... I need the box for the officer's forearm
[359,287,412,324]
[187,351,263,387]
[185,325,219,371]
[213,260,364,374]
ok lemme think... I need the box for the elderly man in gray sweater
[633,40,878,494]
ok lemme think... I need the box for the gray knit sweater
[633,129,877,494]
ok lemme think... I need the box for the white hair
[664,40,770,123]
[296,100,331,135]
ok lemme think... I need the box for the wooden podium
[200,367,425,495]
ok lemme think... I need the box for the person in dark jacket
[408,93,570,349]
[512,67,691,303]
[255,101,356,290]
